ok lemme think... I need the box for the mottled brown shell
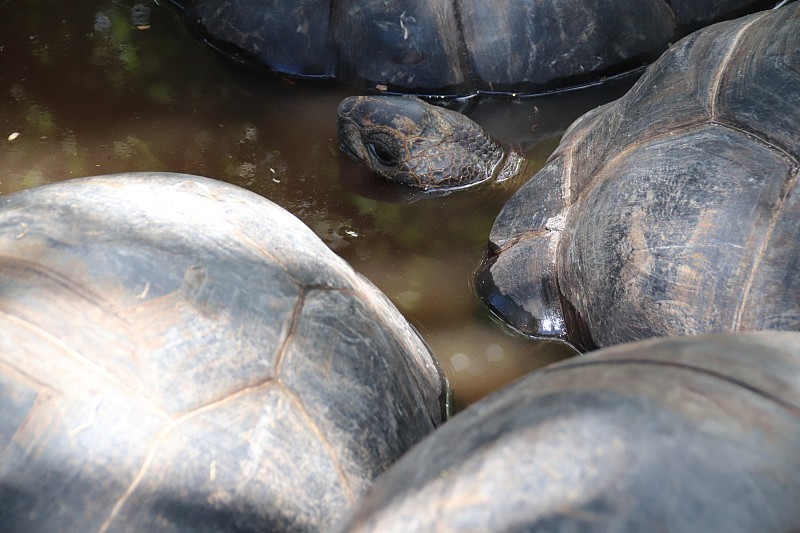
[478,4,800,349]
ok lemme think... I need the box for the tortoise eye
[367,141,398,167]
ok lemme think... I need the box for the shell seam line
[563,142,574,206]
[494,116,797,260]
[273,284,347,375]
[98,427,171,533]
[0,361,54,458]
[233,229,337,291]
[709,119,799,165]
[278,280,442,491]
[594,118,798,185]
[708,13,764,119]
[316,277,448,426]
[0,255,122,318]
[450,0,479,93]
[278,382,356,503]
[489,227,551,259]
[541,358,800,417]
[732,164,799,329]
[98,377,279,533]
[273,287,307,375]
[0,356,53,395]
[0,309,166,416]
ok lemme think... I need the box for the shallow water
[0,0,636,409]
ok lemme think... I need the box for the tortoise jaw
[336,114,370,166]
[337,132,362,164]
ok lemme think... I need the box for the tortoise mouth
[337,136,360,162]
[336,118,368,165]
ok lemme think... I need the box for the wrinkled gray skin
[337,95,524,191]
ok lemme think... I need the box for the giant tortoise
[0,173,448,532]
[167,0,783,95]
[337,3,800,350]
[329,332,800,532]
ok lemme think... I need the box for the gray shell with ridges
[479,4,800,349]
[330,332,800,532]
[0,173,447,532]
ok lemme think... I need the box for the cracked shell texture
[482,4,800,348]
[330,332,800,533]
[0,173,446,532]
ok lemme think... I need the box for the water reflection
[0,0,632,408]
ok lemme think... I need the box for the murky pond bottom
[0,1,636,410]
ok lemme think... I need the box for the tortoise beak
[337,99,368,164]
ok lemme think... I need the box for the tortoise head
[337,95,510,191]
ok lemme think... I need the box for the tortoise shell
[170,0,779,95]
[0,173,447,532]
[329,332,800,532]
[478,3,800,349]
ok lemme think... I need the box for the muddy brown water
[0,0,637,410]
